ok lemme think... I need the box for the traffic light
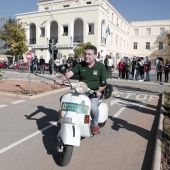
[48,40,52,54]
[52,39,57,47]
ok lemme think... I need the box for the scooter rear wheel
[58,145,73,167]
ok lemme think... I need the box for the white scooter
[56,66,113,167]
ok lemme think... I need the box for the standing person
[107,55,113,79]
[104,55,109,71]
[156,61,164,82]
[124,57,131,80]
[144,57,151,81]
[131,57,136,79]
[164,59,170,82]
[138,57,144,81]
[39,56,45,74]
[67,54,74,70]
[19,56,24,73]
[30,57,34,73]
[62,55,67,66]
[54,57,60,73]
[55,45,107,135]
[33,56,38,73]
[49,57,52,75]
[117,59,124,79]
[134,57,140,80]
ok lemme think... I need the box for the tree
[74,42,92,58]
[0,18,28,57]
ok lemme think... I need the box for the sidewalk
[112,69,170,85]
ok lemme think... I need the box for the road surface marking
[0,121,58,154]
[113,107,126,118]
[0,105,8,108]
[11,100,26,104]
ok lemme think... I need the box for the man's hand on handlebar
[95,90,102,97]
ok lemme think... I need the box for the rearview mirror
[58,65,67,74]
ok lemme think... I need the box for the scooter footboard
[58,124,81,146]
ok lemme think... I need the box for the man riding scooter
[55,45,107,135]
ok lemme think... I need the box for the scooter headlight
[75,82,88,94]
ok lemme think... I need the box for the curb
[0,87,69,100]
[152,93,164,170]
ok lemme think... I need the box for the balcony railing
[30,38,36,44]
[73,36,84,43]
[101,37,106,44]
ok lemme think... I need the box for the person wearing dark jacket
[39,56,45,74]
[164,59,170,82]
[156,61,164,82]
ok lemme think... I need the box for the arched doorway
[30,23,36,44]
[73,19,84,43]
[50,21,58,43]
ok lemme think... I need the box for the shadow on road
[24,106,62,166]
[108,93,161,170]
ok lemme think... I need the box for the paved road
[0,75,168,170]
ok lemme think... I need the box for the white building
[16,0,170,65]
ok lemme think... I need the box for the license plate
[62,102,89,114]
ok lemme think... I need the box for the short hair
[84,45,97,55]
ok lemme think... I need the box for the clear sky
[0,0,170,22]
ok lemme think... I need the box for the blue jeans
[145,70,150,81]
[125,70,130,80]
[40,65,44,74]
[88,94,100,125]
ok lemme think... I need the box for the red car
[0,61,7,68]
[9,62,19,69]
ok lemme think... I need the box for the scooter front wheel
[58,145,73,167]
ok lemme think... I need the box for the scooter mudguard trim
[59,123,81,146]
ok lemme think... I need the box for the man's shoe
[92,125,100,135]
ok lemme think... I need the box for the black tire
[99,120,106,128]
[58,145,73,167]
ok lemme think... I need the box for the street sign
[26,51,32,61]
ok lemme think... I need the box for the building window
[40,27,45,37]
[146,28,151,35]
[112,13,113,22]
[86,1,92,4]
[134,29,138,35]
[146,42,150,49]
[134,42,138,49]
[45,7,49,10]
[63,5,69,8]
[62,25,68,36]
[159,42,163,50]
[88,23,94,35]
[116,35,118,45]
[117,18,119,26]
[160,28,165,35]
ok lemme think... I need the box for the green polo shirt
[67,57,74,63]
[72,61,107,90]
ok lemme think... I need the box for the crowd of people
[17,53,170,83]
[117,56,170,82]
[117,56,152,81]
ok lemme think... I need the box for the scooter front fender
[58,124,81,147]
